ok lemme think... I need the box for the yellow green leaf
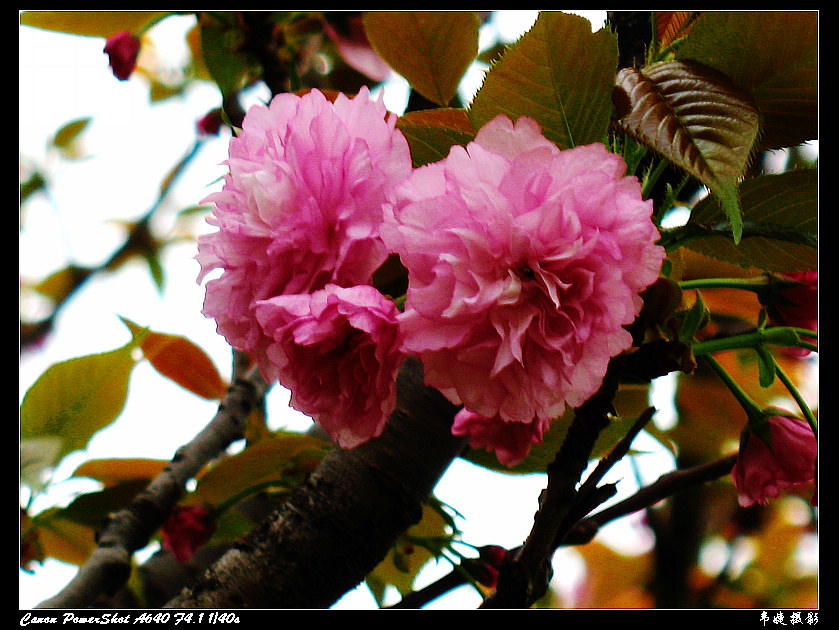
[366,503,450,603]
[20,344,137,478]
[51,118,90,150]
[189,432,331,509]
[20,11,168,38]
[71,458,169,487]
[30,508,98,567]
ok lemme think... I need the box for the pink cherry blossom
[731,415,817,507]
[254,284,405,448]
[197,87,412,370]
[382,115,664,463]
[452,408,550,467]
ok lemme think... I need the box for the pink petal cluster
[162,506,214,562]
[255,284,404,448]
[382,115,665,465]
[197,88,411,446]
[731,415,817,507]
[104,31,141,81]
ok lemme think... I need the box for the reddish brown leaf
[654,11,697,49]
[122,318,228,400]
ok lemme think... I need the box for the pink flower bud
[162,506,214,562]
[731,415,817,507]
[103,31,141,81]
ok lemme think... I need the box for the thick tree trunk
[165,358,467,608]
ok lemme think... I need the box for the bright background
[20,11,685,609]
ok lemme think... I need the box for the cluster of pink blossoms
[197,87,411,449]
[197,88,665,464]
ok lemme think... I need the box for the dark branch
[165,358,467,608]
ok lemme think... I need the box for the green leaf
[468,11,618,150]
[20,11,168,37]
[20,344,138,486]
[679,290,709,343]
[198,14,254,98]
[395,108,476,167]
[363,11,480,106]
[684,169,817,272]
[676,11,817,150]
[614,60,761,243]
[755,345,776,388]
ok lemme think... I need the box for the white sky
[20,11,680,610]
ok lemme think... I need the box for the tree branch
[165,358,467,608]
[481,355,625,608]
[560,453,738,547]
[37,353,268,609]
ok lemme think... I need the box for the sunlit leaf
[366,503,451,603]
[685,169,817,272]
[121,317,228,400]
[395,108,476,167]
[469,11,618,150]
[676,11,817,150]
[614,60,760,243]
[19,11,167,38]
[20,344,137,477]
[72,458,169,487]
[363,11,480,106]
[29,507,98,567]
[188,432,331,508]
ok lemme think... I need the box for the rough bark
[165,358,466,608]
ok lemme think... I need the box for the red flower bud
[161,506,214,562]
[762,271,818,357]
[104,31,141,81]
[197,108,225,136]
